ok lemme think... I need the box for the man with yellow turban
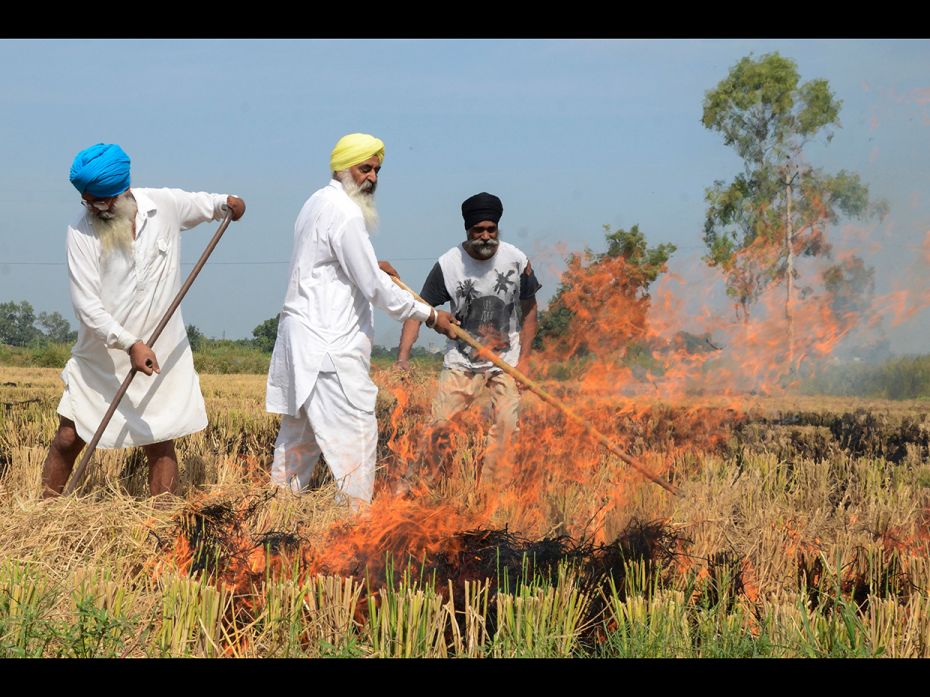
[265,133,457,508]
[42,143,246,498]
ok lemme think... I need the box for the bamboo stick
[64,210,235,496]
[391,275,680,496]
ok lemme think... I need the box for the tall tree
[702,52,887,359]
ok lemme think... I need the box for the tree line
[0,301,77,347]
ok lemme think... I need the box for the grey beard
[335,171,379,231]
[90,194,137,259]
[464,237,500,259]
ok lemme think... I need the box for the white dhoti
[56,329,207,448]
[270,370,377,504]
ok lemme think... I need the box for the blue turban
[69,143,131,198]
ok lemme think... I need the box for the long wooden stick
[391,276,680,496]
[63,210,235,496]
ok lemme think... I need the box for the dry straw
[2,367,930,656]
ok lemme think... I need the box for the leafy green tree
[535,252,580,344]
[186,324,206,352]
[38,311,77,344]
[252,315,280,353]
[702,52,887,339]
[536,224,676,354]
[0,300,42,347]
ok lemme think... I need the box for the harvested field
[1,366,929,657]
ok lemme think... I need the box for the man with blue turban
[265,133,458,509]
[41,143,246,498]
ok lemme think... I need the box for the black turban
[461,192,503,230]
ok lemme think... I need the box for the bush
[193,341,270,375]
[805,355,930,400]
[0,342,71,368]
[29,343,72,369]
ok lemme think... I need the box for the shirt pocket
[145,236,172,277]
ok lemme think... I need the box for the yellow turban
[330,133,385,172]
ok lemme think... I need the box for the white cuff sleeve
[110,328,140,351]
[213,194,231,220]
[411,301,432,323]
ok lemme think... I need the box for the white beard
[90,194,138,259]
[336,171,380,231]
[464,237,500,259]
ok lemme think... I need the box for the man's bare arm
[516,297,538,374]
[396,318,422,371]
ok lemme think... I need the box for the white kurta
[266,179,432,416]
[265,179,431,501]
[57,188,229,448]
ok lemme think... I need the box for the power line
[2,249,708,268]
[1,257,440,267]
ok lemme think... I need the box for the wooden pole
[64,210,235,496]
[391,276,680,496]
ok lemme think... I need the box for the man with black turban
[396,192,542,491]
[41,143,245,498]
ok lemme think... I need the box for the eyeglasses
[82,198,115,212]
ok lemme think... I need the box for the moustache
[464,237,500,258]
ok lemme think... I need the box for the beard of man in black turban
[464,234,500,260]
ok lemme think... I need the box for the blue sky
[2,39,929,352]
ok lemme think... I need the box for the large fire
[148,209,930,652]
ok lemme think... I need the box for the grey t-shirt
[420,241,542,372]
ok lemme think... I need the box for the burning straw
[150,490,699,650]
